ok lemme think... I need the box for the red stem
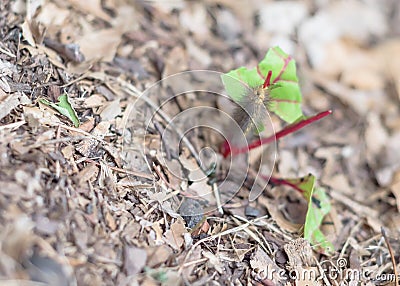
[263,70,272,88]
[269,176,304,193]
[221,110,332,157]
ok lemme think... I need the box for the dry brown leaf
[278,150,298,176]
[300,0,387,70]
[310,74,389,116]
[77,29,123,62]
[36,2,70,33]
[83,94,107,108]
[258,194,302,233]
[151,222,164,244]
[163,219,186,251]
[78,117,95,133]
[314,147,342,178]
[365,112,388,158]
[181,245,202,281]
[1,215,35,260]
[14,169,42,195]
[322,174,354,196]
[67,0,111,22]
[203,250,224,274]
[111,5,139,34]
[123,246,147,276]
[10,139,32,155]
[185,38,212,68]
[179,3,209,36]
[189,180,214,202]
[0,181,29,200]
[75,163,99,186]
[321,207,343,249]
[99,99,121,121]
[75,121,110,157]
[179,153,204,181]
[163,159,184,190]
[146,245,173,268]
[21,19,36,46]
[0,92,31,121]
[23,106,58,129]
[61,145,74,160]
[375,39,400,99]
[163,46,189,77]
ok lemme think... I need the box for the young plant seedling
[221,46,334,255]
[221,46,331,157]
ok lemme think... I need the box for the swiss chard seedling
[221,46,334,255]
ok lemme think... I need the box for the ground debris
[0,0,399,285]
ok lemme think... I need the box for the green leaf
[40,94,80,127]
[144,267,168,283]
[306,187,334,255]
[268,82,302,123]
[283,173,316,196]
[221,46,303,124]
[221,67,262,101]
[282,174,334,255]
[258,47,298,83]
[300,176,334,255]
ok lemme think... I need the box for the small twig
[31,136,88,148]
[212,182,223,214]
[56,123,108,144]
[339,220,363,260]
[314,257,332,286]
[61,72,91,88]
[381,227,399,286]
[152,161,177,190]
[178,214,289,274]
[179,214,271,273]
[0,46,16,58]
[329,190,379,218]
[232,215,273,254]
[55,126,61,179]
[0,120,26,130]
[180,257,209,269]
[84,158,153,180]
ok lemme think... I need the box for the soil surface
[1,1,400,285]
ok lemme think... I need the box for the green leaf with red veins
[221,46,303,124]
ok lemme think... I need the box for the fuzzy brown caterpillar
[232,72,272,135]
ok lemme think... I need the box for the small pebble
[179,198,204,229]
